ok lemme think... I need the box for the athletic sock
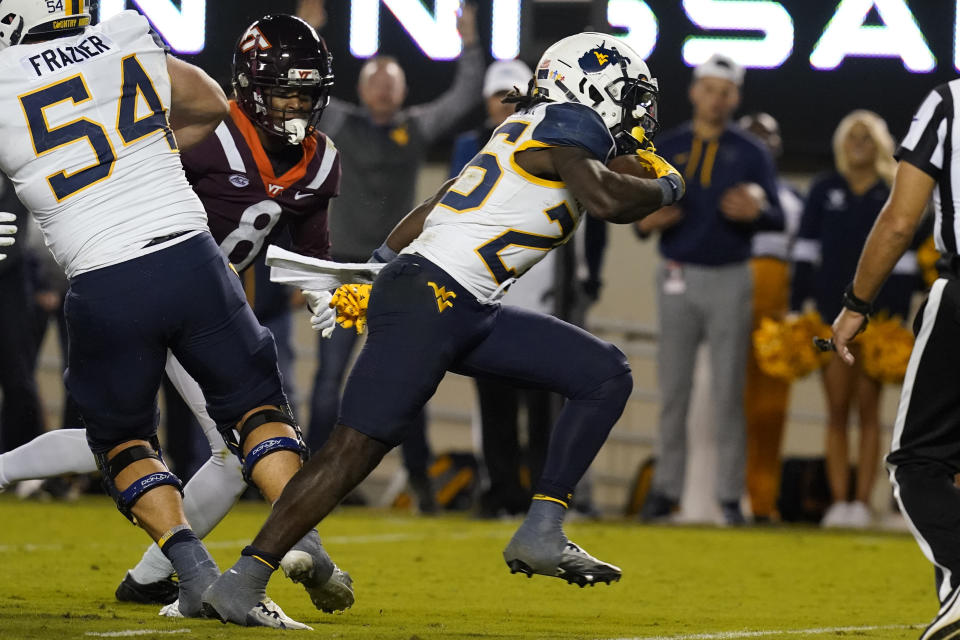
[159,527,219,617]
[242,545,285,571]
[502,499,568,573]
[127,453,245,585]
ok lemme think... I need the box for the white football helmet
[0,0,94,50]
[534,32,659,152]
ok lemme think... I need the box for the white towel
[265,245,386,290]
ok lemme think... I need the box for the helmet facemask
[605,70,660,155]
[240,65,333,145]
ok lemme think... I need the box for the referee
[831,82,960,640]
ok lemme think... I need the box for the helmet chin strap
[284,118,308,145]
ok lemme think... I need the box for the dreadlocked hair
[502,78,551,112]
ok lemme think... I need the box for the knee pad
[93,436,183,524]
[217,404,307,483]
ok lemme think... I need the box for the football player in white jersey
[202,32,685,626]
[0,1,335,625]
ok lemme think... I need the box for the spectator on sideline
[791,110,922,529]
[738,113,804,523]
[307,3,484,511]
[449,60,549,517]
[296,0,326,29]
[637,54,783,525]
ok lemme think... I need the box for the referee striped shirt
[897,80,959,253]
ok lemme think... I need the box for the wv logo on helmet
[578,43,630,72]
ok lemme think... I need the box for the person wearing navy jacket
[637,54,784,525]
[791,110,923,529]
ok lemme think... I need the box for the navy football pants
[64,233,286,453]
[340,255,632,501]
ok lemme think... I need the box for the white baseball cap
[693,54,744,87]
[483,59,533,99]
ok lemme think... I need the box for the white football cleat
[281,551,355,613]
[199,595,312,630]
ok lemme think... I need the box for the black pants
[475,377,553,513]
[0,261,44,452]
[888,278,960,603]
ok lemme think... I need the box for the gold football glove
[330,283,372,334]
[634,148,683,183]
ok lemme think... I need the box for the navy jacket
[791,172,923,320]
[655,123,784,265]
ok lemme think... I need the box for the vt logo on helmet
[534,33,660,155]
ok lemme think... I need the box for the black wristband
[842,283,872,315]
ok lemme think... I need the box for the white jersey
[404,101,615,300]
[0,11,207,277]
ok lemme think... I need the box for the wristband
[369,242,399,264]
[841,283,872,316]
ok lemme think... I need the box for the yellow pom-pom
[860,313,913,383]
[916,234,940,289]
[753,311,832,381]
[330,284,372,334]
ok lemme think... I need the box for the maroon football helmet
[232,14,334,144]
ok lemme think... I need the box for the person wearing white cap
[450,60,534,174]
[637,53,785,525]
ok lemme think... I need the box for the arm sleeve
[408,44,486,145]
[749,146,785,232]
[789,182,824,312]
[532,103,616,162]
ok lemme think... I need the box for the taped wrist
[656,176,678,206]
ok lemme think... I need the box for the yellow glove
[635,148,683,182]
[329,283,372,335]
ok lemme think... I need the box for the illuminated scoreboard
[107,1,953,73]
[344,0,950,73]
[107,1,960,159]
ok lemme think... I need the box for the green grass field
[0,495,936,639]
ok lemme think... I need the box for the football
[606,153,659,179]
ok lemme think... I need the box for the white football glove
[0,212,16,262]
[303,289,336,338]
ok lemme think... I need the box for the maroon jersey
[181,101,340,272]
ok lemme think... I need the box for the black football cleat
[115,572,179,605]
[505,540,622,587]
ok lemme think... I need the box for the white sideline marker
[85,631,191,637]
[603,623,919,640]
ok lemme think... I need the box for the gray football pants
[652,261,752,504]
